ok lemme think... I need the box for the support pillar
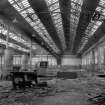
[0,47,4,80]
[92,50,95,72]
[21,54,29,71]
[3,48,14,77]
[103,48,105,72]
[57,57,61,67]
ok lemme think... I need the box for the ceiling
[0,0,105,59]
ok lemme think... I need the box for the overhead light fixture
[32,33,36,37]
[12,18,18,23]
[40,41,44,46]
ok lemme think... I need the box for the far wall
[61,55,81,66]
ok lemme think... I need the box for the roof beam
[0,33,29,50]
[80,20,105,55]
[59,0,71,49]
[0,43,29,54]
[72,0,100,54]
[28,0,63,51]
[0,11,59,57]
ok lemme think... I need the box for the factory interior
[0,0,105,105]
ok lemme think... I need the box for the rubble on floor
[0,75,105,105]
[88,93,105,105]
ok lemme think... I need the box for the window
[45,0,66,50]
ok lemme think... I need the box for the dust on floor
[0,75,105,105]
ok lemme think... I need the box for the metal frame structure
[45,0,66,50]
[78,0,105,54]
[8,0,60,53]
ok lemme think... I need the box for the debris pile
[0,75,105,105]
[88,93,105,105]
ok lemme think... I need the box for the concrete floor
[0,74,105,105]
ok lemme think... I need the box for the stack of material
[87,75,105,105]
[57,72,77,79]
[88,93,105,105]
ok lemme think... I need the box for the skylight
[70,0,83,51]
[45,0,58,6]
[77,0,105,54]
[45,0,66,50]
[0,18,38,51]
[8,0,60,53]
[0,24,34,49]
[0,38,29,53]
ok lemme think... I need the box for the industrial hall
[0,0,105,105]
